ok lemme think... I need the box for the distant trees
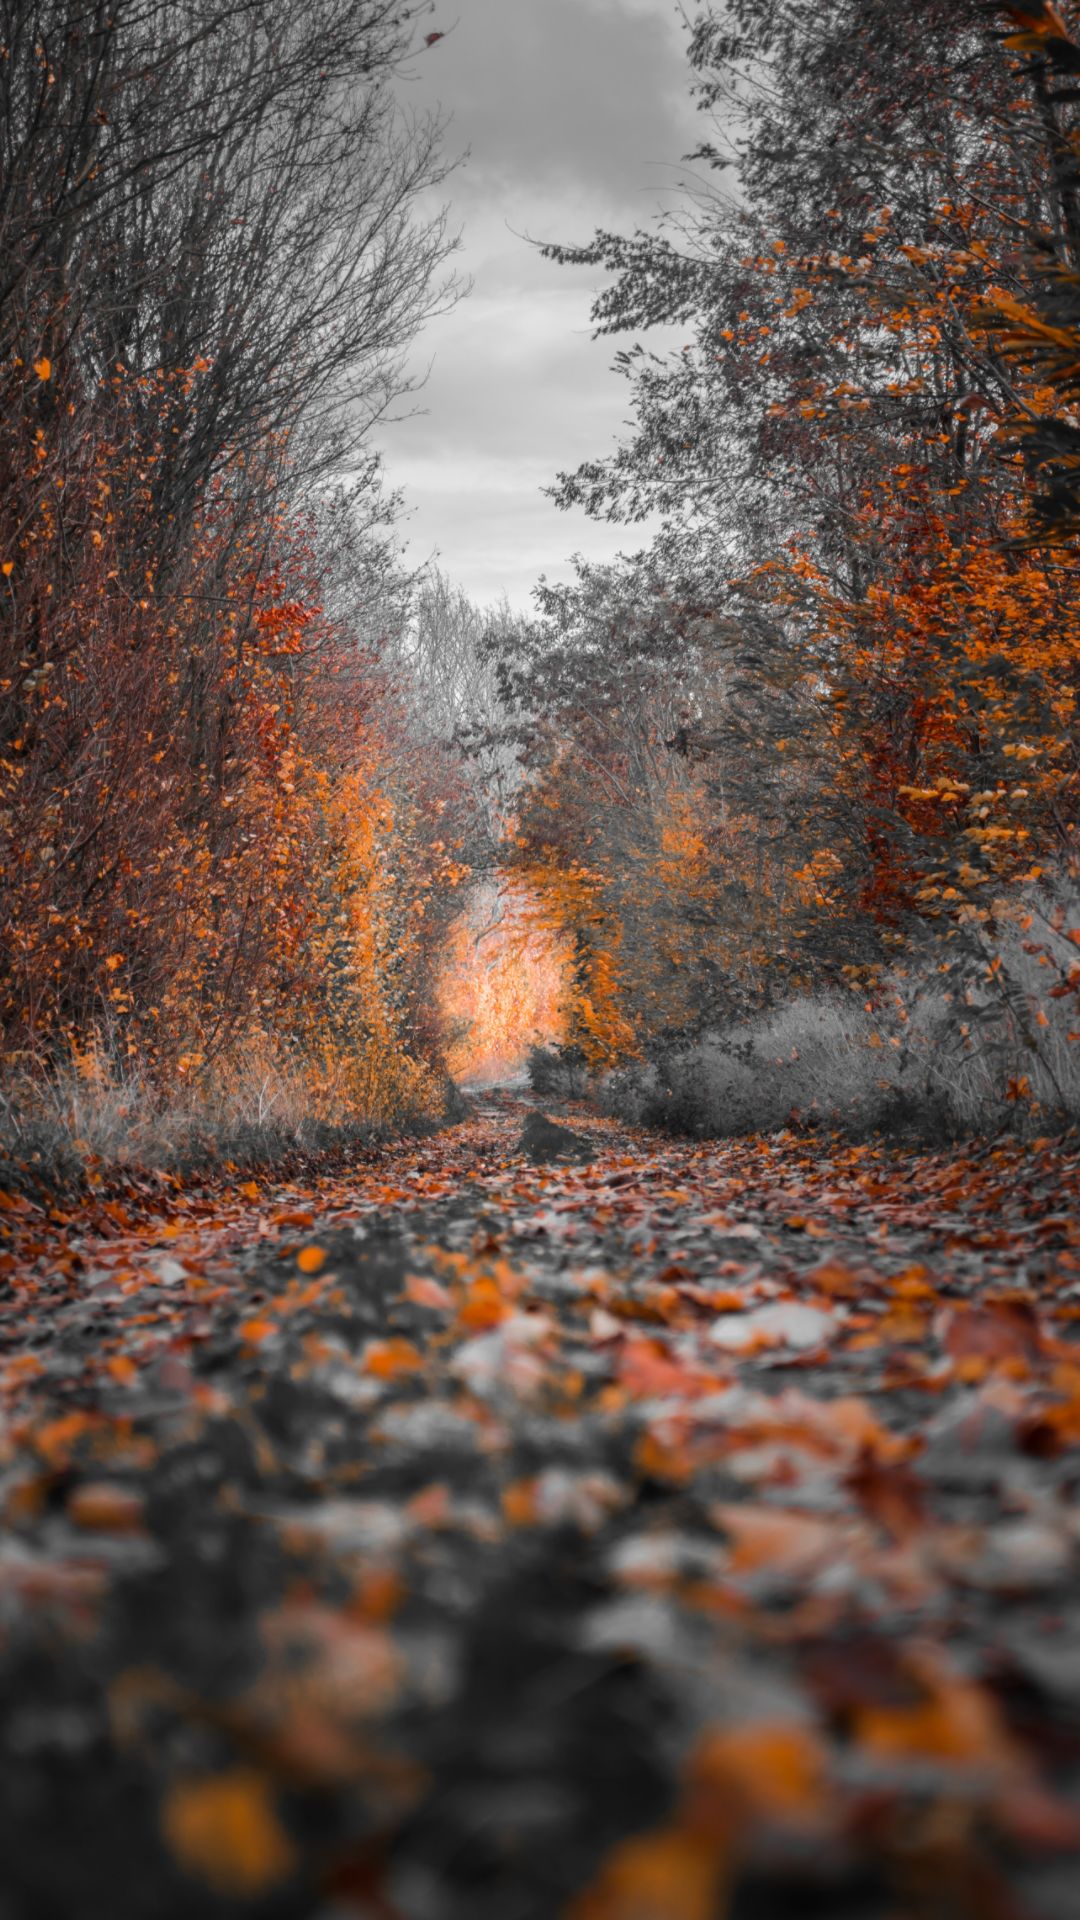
[389,567,523,854]
[489,555,814,1060]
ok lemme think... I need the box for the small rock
[709,1300,838,1352]
[149,1256,188,1287]
[518,1111,591,1163]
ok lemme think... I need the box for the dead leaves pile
[1,1095,1080,1917]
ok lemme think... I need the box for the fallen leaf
[67,1482,145,1532]
[364,1337,423,1379]
[566,1826,726,1920]
[160,1769,295,1897]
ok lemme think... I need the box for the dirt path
[2,1095,1080,1919]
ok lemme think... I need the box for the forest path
[2,1099,1080,1917]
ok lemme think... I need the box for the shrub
[599,878,1080,1141]
[527,1044,590,1100]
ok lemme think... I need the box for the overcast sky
[376,0,701,612]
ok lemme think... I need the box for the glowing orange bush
[437,883,570,1084]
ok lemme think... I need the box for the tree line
[0,0,480,1125]
[483,0,1080,1119]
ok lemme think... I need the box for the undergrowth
[596,887,1080,1142]
[0,1041,465,1198]
[526,1043,590,1100]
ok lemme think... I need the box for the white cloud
[374,0,699,610]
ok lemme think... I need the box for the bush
[527,1044,590,1100]
[599,879,1080,1141]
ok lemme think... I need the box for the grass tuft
[0,1042,462,1198]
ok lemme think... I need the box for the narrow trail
[2,1096,1080,1918]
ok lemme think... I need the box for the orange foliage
[0,361,467,1121]
[566,1827,725,1920]
[771,475,1079,928]
[437,882,570,1084]
[507,181,1080,1061]
[508,753,730,1066]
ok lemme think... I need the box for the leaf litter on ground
[1,1090,1080,1916]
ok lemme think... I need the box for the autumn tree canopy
[480,0,1080,1074]
[0,0,466,1121]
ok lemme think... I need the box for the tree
[491,0,1080,1063]
[0,0,465,1105]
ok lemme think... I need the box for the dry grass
[600,881,1080,1141]
[0,1038,455,1194]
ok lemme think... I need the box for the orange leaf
[943,1299,1040,1373]
[855,1658,1017,1771]
[1001,3,1070,39]
[160,1769,295,1897]
[295,1246,326,1274]
[32,1411,98,1465]
[363,1336,422,1379]
[687,1720,830,1831]
[818,1395,909,1459]
[406,1481,451,1526]
[805,1259,863,1299]
[33,356,51,381]
[350,1566,404,1624]
[636,1428,693,1486]
[458,1275,510,1330]
[713,1504,838,1577]
[239,1317,275,1345]
[404,1273,453,1310]
[502,1478,539,1526]
[618,1337,714,1400]
[566,1827,726,1920]
[845,1453,925,1540]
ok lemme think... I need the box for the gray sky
[377,0,701,612]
